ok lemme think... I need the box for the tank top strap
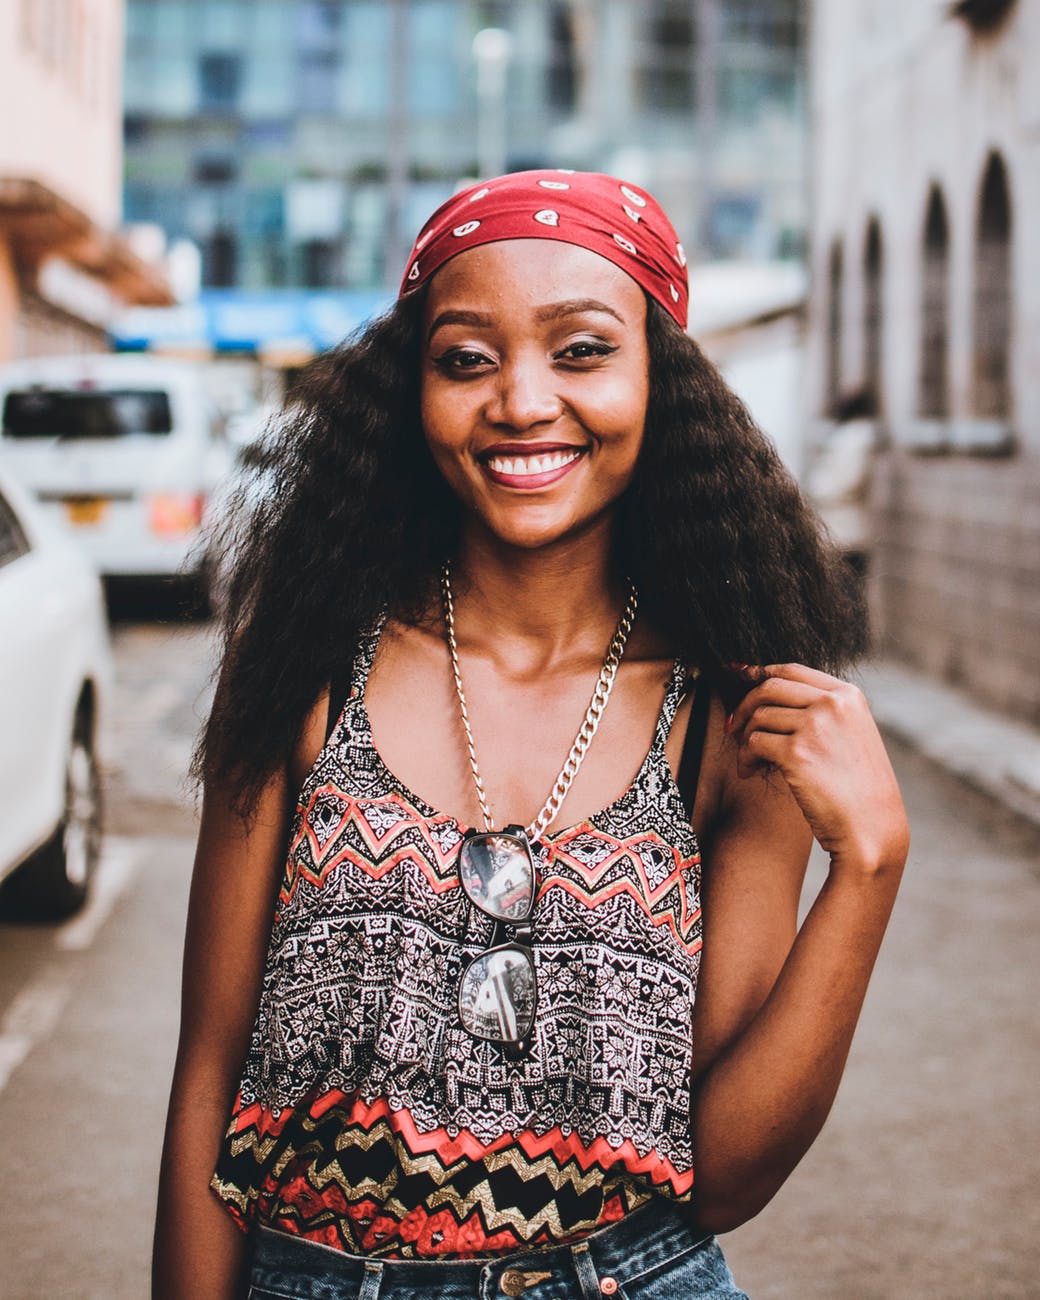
[652,658,694,750]
[348,610,388,700]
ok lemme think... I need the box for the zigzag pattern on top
[213,1089,669,1258]
[285,785,466,906]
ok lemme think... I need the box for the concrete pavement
[858,658,1040,836]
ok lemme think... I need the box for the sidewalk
[856,658,1040,831]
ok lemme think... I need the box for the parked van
[0,354,232,599]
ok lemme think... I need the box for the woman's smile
[480,442,587,489]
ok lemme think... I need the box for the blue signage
[111,288,394,354]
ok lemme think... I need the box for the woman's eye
[433,349,493,372]
[556,340,618,362]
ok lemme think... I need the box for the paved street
[0,617,1037,1298]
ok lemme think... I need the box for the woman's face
[420,239,650,553]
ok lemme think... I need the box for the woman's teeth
[485,449,581,476]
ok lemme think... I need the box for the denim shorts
[246,1199,749,1299]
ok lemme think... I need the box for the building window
[547,2,576,112]
[863,218,883,417]
[639,2,695,112]
[199,52,242,111]
[124,114,149,145]
[724,0,802,50]
[297,50,340,113]
[708,193,760,258]
[296,0,342,112]
[826,239,843,415]
[205,229,237,287]
[918,186,950,419]
[297,0,342,47]
[972,151,1012,419]
[477,1,511,25]
[193,155,238,186]
[950,0,1017,33]
[300,238,343,288]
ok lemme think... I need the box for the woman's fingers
[759,662,848,690]
[728,665,908,873]
[734,725,791,779]
[727,675,826,733]
[729,704,802,737]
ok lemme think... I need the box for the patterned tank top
[211,621,703,1259]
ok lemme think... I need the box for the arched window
[825,239,843,414]
[863,218,883,416]
[918,186,950,418]
[950,0,1017,33]
[972,151,1012,419]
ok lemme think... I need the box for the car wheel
[0,709,102,920]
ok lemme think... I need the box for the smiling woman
[154,172,907,1300]
[419,241,649,551]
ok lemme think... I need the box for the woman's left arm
[687,664,910,1234]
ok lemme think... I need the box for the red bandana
[399,169,689,328]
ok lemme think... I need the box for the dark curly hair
[198,292,866,812]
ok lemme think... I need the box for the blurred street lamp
[472,27,512,180]
[167,238,203,303]
[384,0,410,285]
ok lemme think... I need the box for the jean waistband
[253,1196,710,1289]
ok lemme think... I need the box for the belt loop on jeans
[570,1240,609,1299]
[359,1259,383,1300]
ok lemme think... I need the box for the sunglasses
[457,826,538,1046]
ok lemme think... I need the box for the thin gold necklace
[441,563,639,840]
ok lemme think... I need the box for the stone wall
[870,449,1040,724]
[808,1,1040,726]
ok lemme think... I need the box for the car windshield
[2,389,173,439]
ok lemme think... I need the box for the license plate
[64,497,108,526]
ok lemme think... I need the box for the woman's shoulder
[290,689,332,794]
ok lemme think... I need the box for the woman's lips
[480,446,585,490]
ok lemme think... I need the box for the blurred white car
[0,463,112,918]
[0,353,233,602]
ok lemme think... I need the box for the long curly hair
[198,292,866,812]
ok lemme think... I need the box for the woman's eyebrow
[534,298,625,325]
[426,309,493,342]
[427,298,625,343]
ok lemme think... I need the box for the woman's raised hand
[727,664,909,876]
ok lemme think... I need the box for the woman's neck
[450,528,627,672]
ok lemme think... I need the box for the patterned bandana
[399,169,689,328]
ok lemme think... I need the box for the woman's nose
[486,356,562,430]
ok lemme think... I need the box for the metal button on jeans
[500,1269,552,1295]
[600,1278,619,1296]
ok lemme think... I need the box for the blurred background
[0,1,1037,1296]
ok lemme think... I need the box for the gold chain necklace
[441,563,639,841]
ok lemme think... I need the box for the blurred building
[807,0,1040,721]
[122,0,806,293]
[0,0,171,363]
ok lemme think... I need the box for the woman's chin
[467,505,609,554]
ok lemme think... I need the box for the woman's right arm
[151,751,294,1299]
